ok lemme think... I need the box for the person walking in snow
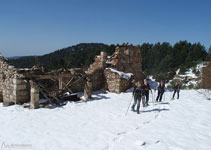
[143,79,152,106]
[172,82,182,100]
[156,80,165,102]
[131,80,145,114]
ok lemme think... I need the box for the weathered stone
[85,44,144,93]
[202,62,211,89]
[30,82,40,109]
[13,90,29,96]
[104,68,134,93]
[84,80,92,99]
[110,45,145,81]
[13,78,25,84]
[8,65,15,69]
[13,84,27,91]
[3,101,15,107]
[86,52,108,91]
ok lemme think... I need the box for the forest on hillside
[9,41,211,81]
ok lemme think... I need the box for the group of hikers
[131,79,181,114]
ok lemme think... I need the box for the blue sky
[0,0,211,57]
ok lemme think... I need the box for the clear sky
[0,0,211,57]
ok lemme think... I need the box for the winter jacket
[133,85,145,97]
[143,83,151,93]
[158,84,165,93]
[173,84,181,91]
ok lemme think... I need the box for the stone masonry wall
[0,54,30,104]
[202,62,211,89]
[86,44,145,93]
[86,52,107,91]
[111,45,145,81]
[104,68,134,93]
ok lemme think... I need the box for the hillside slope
[9,43,115,69]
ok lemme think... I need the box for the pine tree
[209,46,211,54]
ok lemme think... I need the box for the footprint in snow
[135,140,146,146]
[135,140,160,147]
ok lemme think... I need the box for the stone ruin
[0,44,145,108]
[110,45,144,81]
[86,44,145,93]
[0,53,86,108]
[104,68,133,93]
[202,62,211,89]
[0,55,29,105]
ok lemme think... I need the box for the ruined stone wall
[104,68,134,93]
[85,44,145,93]
[0,54,30,104]
[202,62,211,89]
[111,45,145,81]
[86,52,107,91]
[0,44,146,105]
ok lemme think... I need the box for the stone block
[13,78,25,85]
[13,90,29,96]
[30,85,39,109]
[3,101,15,107]
[13,84,27,90]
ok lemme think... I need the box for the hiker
[156,80,165,102]
[131,80,145,114]
[172,82,182,100]
[143,79,152,106]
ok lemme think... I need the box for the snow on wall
[105,68,133,80]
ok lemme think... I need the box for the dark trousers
[132,94,145,111]
[145,91,149,105]
[173,90,180,99]
[156,91,164,102]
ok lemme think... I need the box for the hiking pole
[151,90,154,107]
[154,89,157,104]
[153,90,155,106]
[125,94,134,117]
[164,92,166,101]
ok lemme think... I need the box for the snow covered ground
[168,62,208,88]
[0,89,211,150]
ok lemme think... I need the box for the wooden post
[59,74,63,90]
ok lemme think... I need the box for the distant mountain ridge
[9,43,115,69]
[8,56,23,59]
